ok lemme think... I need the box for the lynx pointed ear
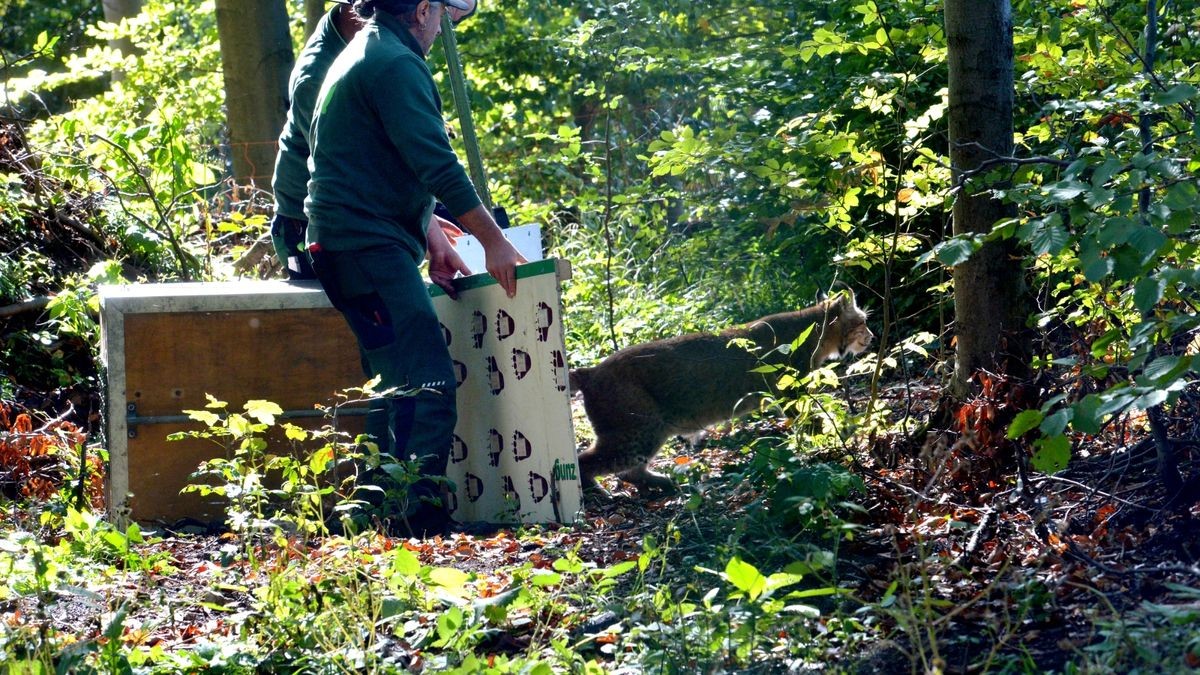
[827,280,855,302]
[832,284,859,318]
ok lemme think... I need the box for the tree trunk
[214,0,294,189]
[945,0,1027,398]
[101,0,142,79]
[305,0,325,40]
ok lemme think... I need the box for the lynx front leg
[577,446,612,504]
[579,427,670,498]
[582,426,674,500]
[618,465,678,497]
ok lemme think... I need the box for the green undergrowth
[4,376,1200,673]
[0,365,894,673]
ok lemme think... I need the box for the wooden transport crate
[99,260,580,526]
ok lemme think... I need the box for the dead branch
[0,295,51,319]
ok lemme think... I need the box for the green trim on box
[428,258,560,298]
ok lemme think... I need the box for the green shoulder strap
[439,13,493,213]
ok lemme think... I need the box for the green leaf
[602,560,637,578]
[1154,84,1197,106]
[1027,215,1069,256]
[436,606,464,643]
[1133,276,1165,313]
[1091,158,1123,187]
[1163,182,1199,211]
[429,566,470,590]
[103,531,127,550]
[308,445,333,474]
[1006,410,1043,439]
[1039,409,1072,437]
[1047,181,1087,201]
[190,161,216,186]
[1128,226,1167,261]
[765,572,807,595]
[244,400,283,426]
[1031,435,1071,474]
[33,31,59,52]
[1111,245,1147,281]
[283,424,308,442]
[1141,356,1185,385]
[1132,388,1168,411]
[724,556,766,601]
[1096,389,1137,418]
[529,570,563,587]
[1097,216,1135,247]
[389,547,421,578]
[933,237,980,266]
[1080,239,1113,282]
[1071,396,1103,434]
[1084,186,1114,209]
[184,409,221,427]
[226,414,252,438]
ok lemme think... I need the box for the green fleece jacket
[304,11,480,258]
[270,6,350,221]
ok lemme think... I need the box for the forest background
[0,0,1198,672]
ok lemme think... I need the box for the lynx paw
[622,470,678,499]
[635,480,678,499]
[581,477,614,507]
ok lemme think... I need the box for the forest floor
[3,369,1199,672]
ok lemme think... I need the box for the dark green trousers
[310,244,456,521]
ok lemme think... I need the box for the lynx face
[844,321,874,356]
[572,288,874,501]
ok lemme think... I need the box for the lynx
[571,289,873,498]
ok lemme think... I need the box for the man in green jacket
[306,0,522,538]
[270,0,474,279]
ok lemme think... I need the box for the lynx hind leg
[579,426,671,499]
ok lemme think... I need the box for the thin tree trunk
[101,0,142,80]
[214,0,294,190]
[945,0,1027,397]
[305,0,325,40]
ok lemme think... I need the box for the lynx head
[815,288,873,363]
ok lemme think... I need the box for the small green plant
[43,260,126,349]
[175,395,368,551]
[1080,582,1200,673]
[57,506,170,573]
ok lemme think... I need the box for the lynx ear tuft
[836,287,862,320]
[827,281,856,308]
